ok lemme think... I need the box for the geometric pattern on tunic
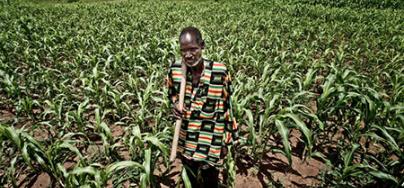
[166,58,239,166]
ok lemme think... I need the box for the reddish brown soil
[111,124,125,137]
[0,110,14,123]
[31,173,51,188]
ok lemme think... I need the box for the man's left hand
[220,146,228,158]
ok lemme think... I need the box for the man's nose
[185,51,192,58]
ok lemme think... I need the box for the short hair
[179,26,203,45]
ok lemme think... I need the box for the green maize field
[0,0,403,187]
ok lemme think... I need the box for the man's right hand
[172,102,183,119]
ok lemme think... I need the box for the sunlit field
[0,0,403,187]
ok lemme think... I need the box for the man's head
[179,27,205,67]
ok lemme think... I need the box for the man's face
[179,33,204,67]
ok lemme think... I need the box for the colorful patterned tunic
[166,58,239,166]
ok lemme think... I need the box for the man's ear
[200,40,205,49]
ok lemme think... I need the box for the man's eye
[180,48,198,54]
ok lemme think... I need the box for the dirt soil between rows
[2,109,325,188]
[156,129,325,188]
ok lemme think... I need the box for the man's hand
[221,141,240,158]
[172,102,183,119]
[221,146,228,158]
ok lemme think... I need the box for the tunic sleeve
[166,63,180,108]
[223,71,239,145]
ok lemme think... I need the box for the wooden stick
[170,62,187,162]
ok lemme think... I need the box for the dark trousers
[181,157,219,188]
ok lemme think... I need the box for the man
[166,26,239,187]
